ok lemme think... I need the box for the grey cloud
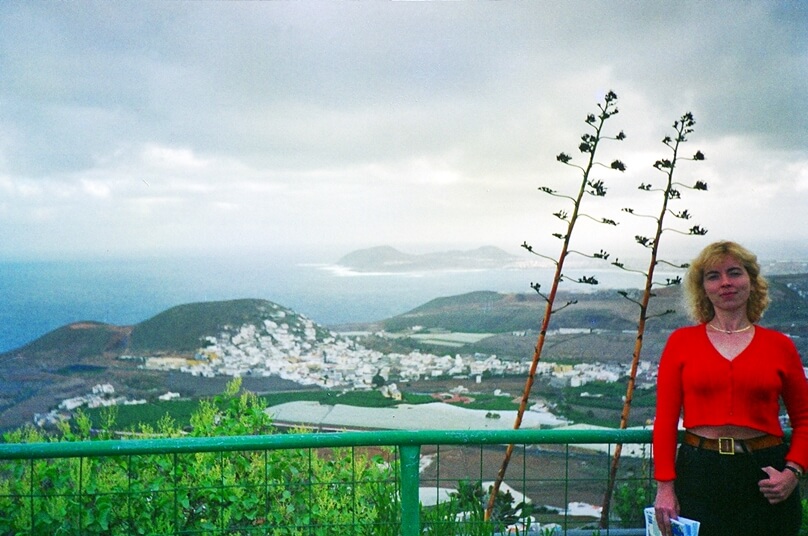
[0,1,805,257]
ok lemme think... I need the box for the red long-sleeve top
[653,324,808,481]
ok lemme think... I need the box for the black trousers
[674,442,802,536]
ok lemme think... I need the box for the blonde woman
[653,241,808,536]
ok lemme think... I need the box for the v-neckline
[705,324,755,362]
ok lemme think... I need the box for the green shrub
[613,481,652,528]
[420,479,534,536]
[0,378,400,535]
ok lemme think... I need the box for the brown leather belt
[683,431,783,455]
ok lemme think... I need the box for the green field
[81,376,654,432]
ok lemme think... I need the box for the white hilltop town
[35,308,659,432]
[132,312,650,392]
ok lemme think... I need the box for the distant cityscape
[35,310,658,428]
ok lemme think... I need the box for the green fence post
[399,444,421,536]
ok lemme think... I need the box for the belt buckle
[718,437,735,455]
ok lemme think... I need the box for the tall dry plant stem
[599,112,707,527]
[485,91,626,520]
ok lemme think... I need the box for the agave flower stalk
[486,91,626,520]
[599,112,707,527]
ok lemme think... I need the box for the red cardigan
[653,324,808,481]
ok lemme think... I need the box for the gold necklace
[707,322,753,334]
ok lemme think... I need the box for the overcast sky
[1,1,806,263]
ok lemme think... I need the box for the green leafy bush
[420,479,534,535]
[0,379,400,535]
[612,481,652,528]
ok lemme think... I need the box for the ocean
[0,253,654,354]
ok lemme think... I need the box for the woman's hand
[759,466,799,504]
[654,480,680,536]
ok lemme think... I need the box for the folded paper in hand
[644,507,700,536]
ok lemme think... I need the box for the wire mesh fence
[0,429,655,535]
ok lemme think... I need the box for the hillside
[4,322,132,366]
[378,274,808,337]
[760,273,808,335]
[381,287,684,333]
[0,299,328,431]
[0,299,330,363]
[361,275,808,365]
[129,299,334,353]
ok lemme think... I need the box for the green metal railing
[0,428,655,535]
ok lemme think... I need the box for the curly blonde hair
[683,241,770,323]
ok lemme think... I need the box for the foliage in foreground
[1,379,540,535]
[0,379,400,535]
[439,480,536,534]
